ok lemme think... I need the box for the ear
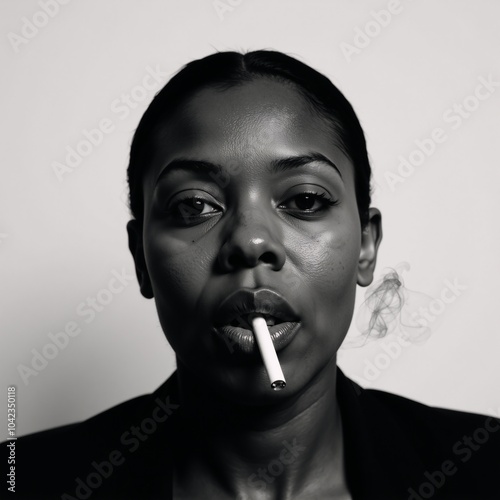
[127,219,154,299]
[357,208,383,287]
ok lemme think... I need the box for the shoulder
[362,383,500,455]
[5,375,180,499]
[14,392,153,458]
[337,368,500,499]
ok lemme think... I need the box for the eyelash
[278,191,339,214]
[167,195,220,220]
[166,191,338,225]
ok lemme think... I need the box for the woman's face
[129,79,380,403]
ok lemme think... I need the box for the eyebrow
[155,159,224,185]
[155,152,342,184]
[270,153,343,179]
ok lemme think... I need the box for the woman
[11,51,499,499]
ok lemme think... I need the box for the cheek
[298,220,361,292]
[144,231,214,339]
[295,221,361,344]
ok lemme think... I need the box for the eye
[166,194,222,225]
[175,197,218,216]
[278,191,338,215]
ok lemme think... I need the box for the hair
[127,50,372,226]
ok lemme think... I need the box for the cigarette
[251,316,286,390]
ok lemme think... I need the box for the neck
[174,356,346,498]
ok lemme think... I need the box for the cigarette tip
[271,380,286,391]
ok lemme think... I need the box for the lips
[212,288,301,353]
[214,288,298,326]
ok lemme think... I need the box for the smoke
[343,262,433,348]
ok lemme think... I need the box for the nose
[217,208,286,272]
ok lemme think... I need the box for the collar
[336,367,426,498]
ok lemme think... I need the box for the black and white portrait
[2,1,499,498]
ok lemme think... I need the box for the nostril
[227,253,247,269]
[260,251,276,265]
[218,234,285,272]
[226,251,276,270]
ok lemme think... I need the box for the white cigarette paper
[252,316,286,390]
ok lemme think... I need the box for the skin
[128,78,382,499]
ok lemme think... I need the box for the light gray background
[1,0,499,437]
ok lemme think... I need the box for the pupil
[181,198,204,215]
[296,194,314,210]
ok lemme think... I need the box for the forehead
[145,79,352,183]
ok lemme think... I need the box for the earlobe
[357,208,383,287]
[126,220,154,299]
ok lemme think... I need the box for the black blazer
[6,368,500,499]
